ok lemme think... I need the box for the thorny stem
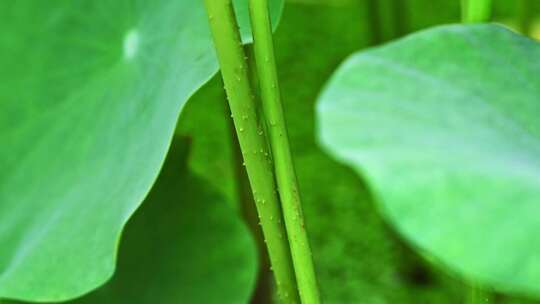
[203,1,300,303]
[248,1,321,303]
[461,0,492,23]
[228,48,273,304]
[228,102,272,304]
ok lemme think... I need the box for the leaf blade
[0,0,281,301]
[317,24,540,297]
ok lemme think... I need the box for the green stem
[392,0,408,37]
[367,0,383,44]
[230,47,273,304]
[466,283,491,304]
[203,1,299,303]
[366,0,408,45]
[468,285,480,304]
[229,103,272,304]
[247,1,321,303]
[518,0,533,35]
[461,0,492,23]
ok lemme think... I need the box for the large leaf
[63,138,257,304]
[0,1,281,301]
[5,139,257,304]
[318,24,540,297]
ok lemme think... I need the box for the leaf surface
[65,138,258,304]
[318,24,540,297]
[0,0,281,301]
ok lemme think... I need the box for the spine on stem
[203,1,299,303]
[247,1,321,303]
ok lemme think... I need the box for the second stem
[248,1,321,303]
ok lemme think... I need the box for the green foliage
[181,3,465,303]
[2,0,540,303]
[5,139,257,304]
[318,24,540,298]
[203,0,300,301]
[0,0,281,301]
[65,138,258,304]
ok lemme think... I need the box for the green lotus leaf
[318,24,540,297]
[64,137,258,304]
[0,0,281,301]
